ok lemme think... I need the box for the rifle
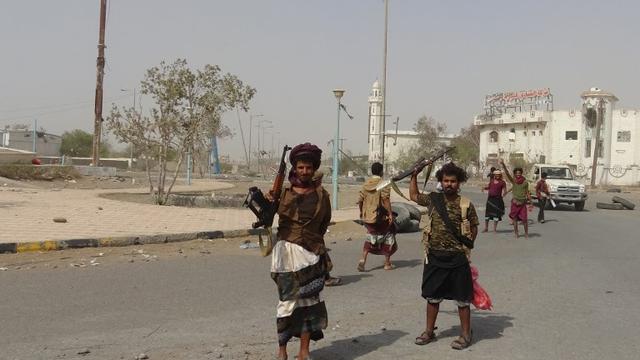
[375,146,455,192]
[243,145,292,256]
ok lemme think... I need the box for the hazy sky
[1,0,639,160]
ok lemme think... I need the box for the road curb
[0,228,268,254]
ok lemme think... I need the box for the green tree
[414,115,447,155]
[392,115,447,173]
[450,123,480,171]
[60,129,109,157]
[106,59,255,204]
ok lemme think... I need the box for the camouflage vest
[421,195,472,257]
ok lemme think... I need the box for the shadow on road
[436,313,514,344]
[337,274,373,285]
[313,329,408,360]
[368,259,423,272]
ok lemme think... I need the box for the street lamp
[332,89,345,210]
[120,88,137,168]
[248,114,263,170]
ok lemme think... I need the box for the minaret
[368,80,383,163]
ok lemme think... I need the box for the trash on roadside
[53,217,68,223]
[0,267,8,271]
[135,354,149,360]
[239,242,259,249]
[77,349,91,355]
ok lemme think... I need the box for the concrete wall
[0,147,35,164]
[0,130,62,157]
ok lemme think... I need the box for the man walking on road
[357,162,396,272]
[500,159,532,238]
[535,172,550,223]
[409,162,479,350]
[268,143,332,360]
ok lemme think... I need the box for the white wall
[477,107,640,185]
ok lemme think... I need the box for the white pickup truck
[528,164,588,211]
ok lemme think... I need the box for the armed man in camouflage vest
[409,162,479,350]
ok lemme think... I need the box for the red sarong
[509,199,528,222]
[363,222,397,256]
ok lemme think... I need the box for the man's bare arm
[500,159,515,184]
[409,171,420,202]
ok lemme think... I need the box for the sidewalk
[0,180,361,250]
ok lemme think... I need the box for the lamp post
[248,113,263,170]
[120,88,137,168]
[332,89,345,210]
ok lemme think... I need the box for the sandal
[383,263,394,271]
[357,260,365,272]
[414,330,437,345]
[450,332,472,350]
[324,277,342,287]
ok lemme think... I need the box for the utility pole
[590,99,604,187]
[92,0,107,166]
[32,118,37,153]
[380,0,389,166]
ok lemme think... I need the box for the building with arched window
[475,88,640,185]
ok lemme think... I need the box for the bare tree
[106,59,255,204]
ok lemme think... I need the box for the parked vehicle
[528,164,588,211]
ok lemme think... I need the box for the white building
[475,87,640,186]
[367,80,453,172]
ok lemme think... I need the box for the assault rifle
[375,146,455,191]
[243,145,292,256]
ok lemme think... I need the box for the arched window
[489,131,499,143]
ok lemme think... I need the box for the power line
[0,94,130,116]
[0,94,130,122]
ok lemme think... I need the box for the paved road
[1,188,638,359]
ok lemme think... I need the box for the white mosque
[366,80,454,172]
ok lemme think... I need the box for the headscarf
[288,142,323,188]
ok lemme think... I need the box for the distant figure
[500,159,532,239]
[535,172,551,223]
[483,169,507,232]
[357,162,396,272]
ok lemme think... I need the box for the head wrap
[288,143,323,188]
[493,170,502,175]
[289,142,322,169]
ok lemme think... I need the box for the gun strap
[429,192,474,249]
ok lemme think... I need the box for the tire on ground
[596,202,625,210]
[391,204,411,232]
[392,202,422,221]
[403,219,421,233]
[611,196,635,210]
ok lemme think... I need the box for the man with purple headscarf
[268,142,336,360]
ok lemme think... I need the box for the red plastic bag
[470,265,493,310]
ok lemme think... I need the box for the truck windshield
[543,167,573,180]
